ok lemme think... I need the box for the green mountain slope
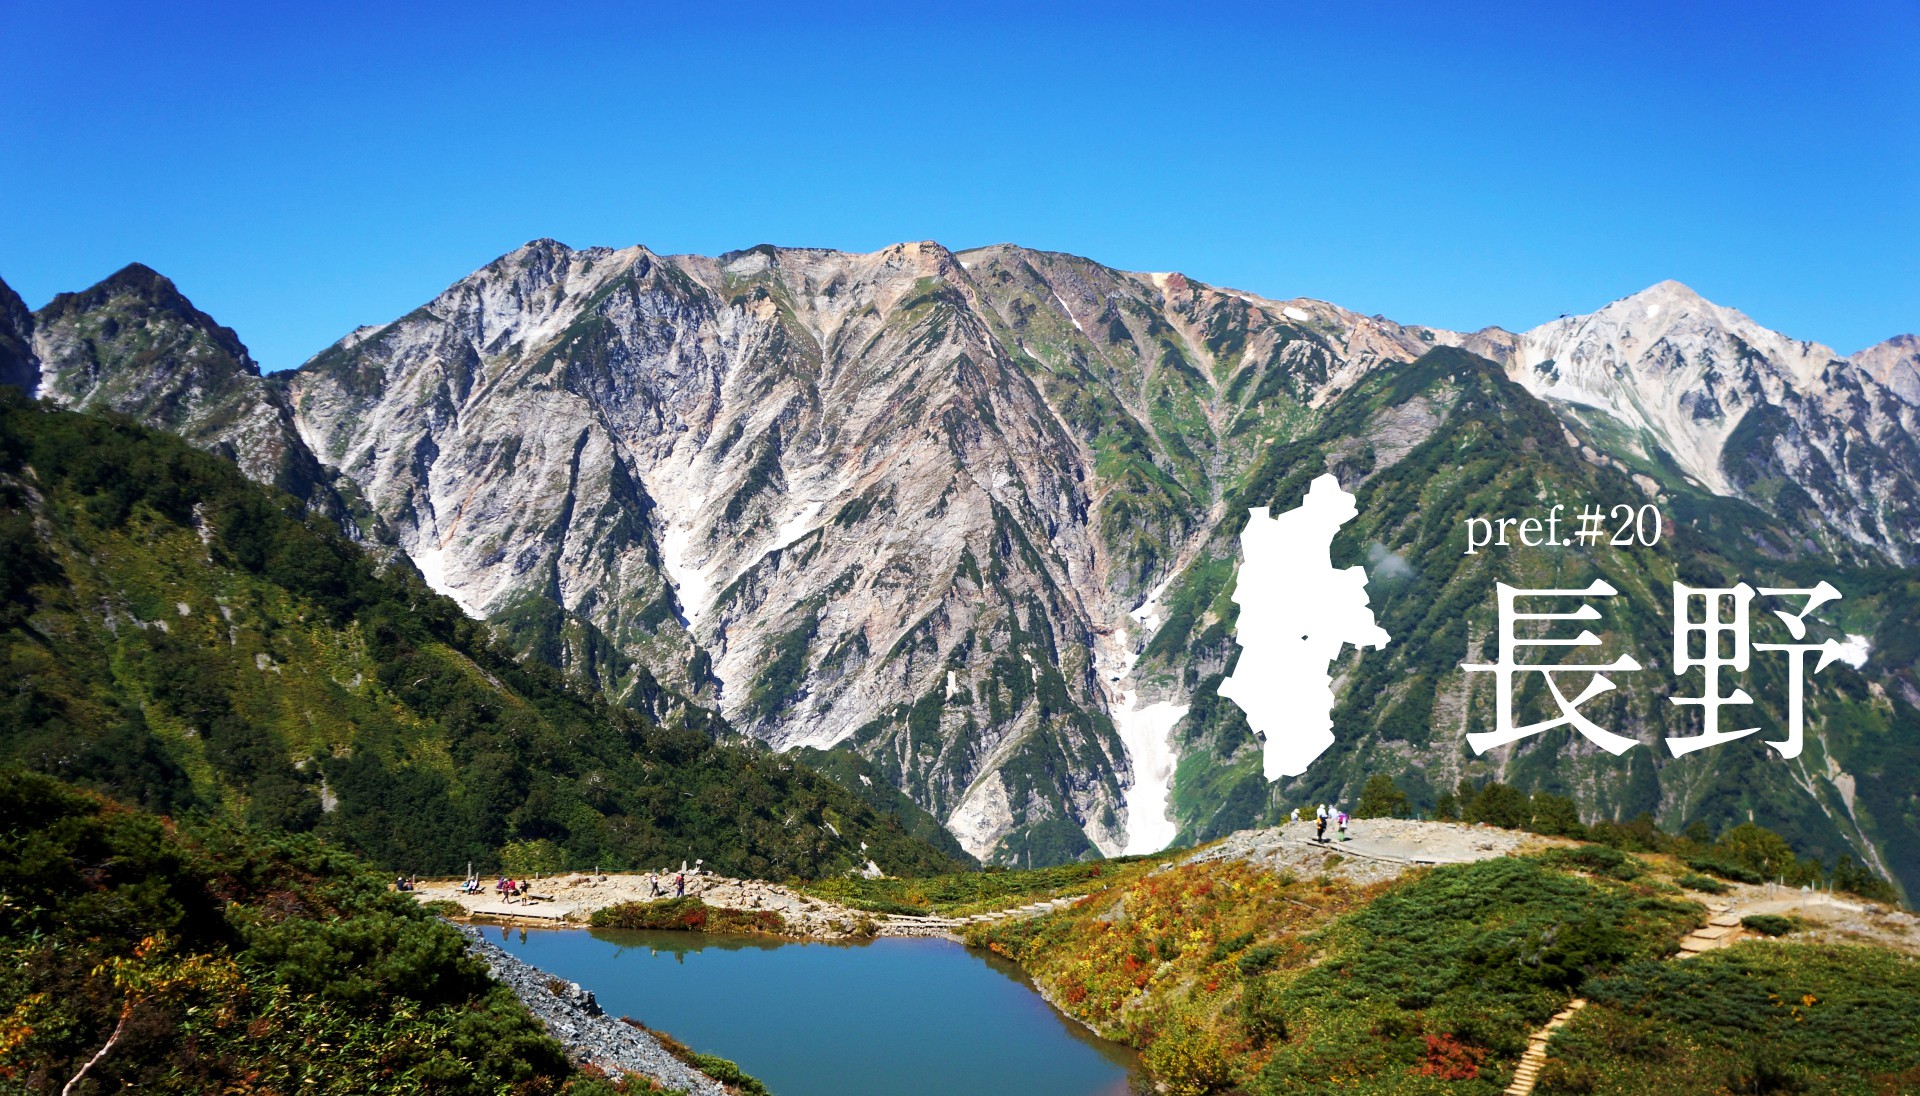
[0,389,964,880]
[1146,348,1919,897]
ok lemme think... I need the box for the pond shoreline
[457,923,734,1095]
[480,924,1143,1096]
[413,871,1076,941]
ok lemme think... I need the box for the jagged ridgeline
[0,389,965,878]
[1152,347,1920,896]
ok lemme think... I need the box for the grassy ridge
[968,833,1913,1096]
[589,898,790,936]
[802,852,1180,918]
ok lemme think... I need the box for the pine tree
[1354,773,1411,819]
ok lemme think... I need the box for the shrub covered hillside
[0,769,611,1094]
[968,842,1917,1095]
[0,391,963,879]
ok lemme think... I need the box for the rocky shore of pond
[456,924,732,1095]
[415,871,1061,939]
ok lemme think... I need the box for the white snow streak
[1112,690,1188,855]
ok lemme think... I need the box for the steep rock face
[286,241,1164,860]
[1501,282,1920,563]
[0,276,37,392]
[32,264,348,523]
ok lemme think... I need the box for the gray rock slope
[458,924,728,1095]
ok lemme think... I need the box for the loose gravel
[457,924,730,1095]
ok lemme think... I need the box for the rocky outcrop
[456,924,730,1095]
[0,276,36,393]
[1851,334,1920,406]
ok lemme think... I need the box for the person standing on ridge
[1337,809,1350,842]
[1315,803,1330,843]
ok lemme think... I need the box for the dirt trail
[1507,885,1917,1093]
[1189,818,1551,884]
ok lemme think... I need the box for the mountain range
[2,241,1914,893]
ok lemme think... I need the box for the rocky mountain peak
[32,265,347,518]
[1512,282,1834,492]
[1852,333,1920,405]
[38,262,260,378]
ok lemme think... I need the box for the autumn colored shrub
[1143,1022,1231,1096]
[0,768,585,1094]
[1413,1032,1487,1080]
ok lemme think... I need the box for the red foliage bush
[1414,1033,1486,1080]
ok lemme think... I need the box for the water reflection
[500,928,1142,1096]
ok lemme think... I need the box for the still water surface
[494,927,1139,1096]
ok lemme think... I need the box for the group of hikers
[1290,803,1350,843]
[402,860,709,903]
[444,873,539,903]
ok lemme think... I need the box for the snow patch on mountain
[1110,690,1187,854]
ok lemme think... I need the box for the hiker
[1315,803,1330,842]
[647,871,659,897]
[1337,810,1350,842]
[1290,807,1302,824]
[675,872,685,898]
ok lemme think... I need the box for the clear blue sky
[2,1,1914,370]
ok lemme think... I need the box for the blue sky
[2,1,1914,370]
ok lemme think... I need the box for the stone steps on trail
[1502,999,1585,1096]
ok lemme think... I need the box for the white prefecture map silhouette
[1218,473,1390,780]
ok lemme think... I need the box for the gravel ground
[1187,819,1545,885]
[419,872,883,936]
[456,924,730,1095]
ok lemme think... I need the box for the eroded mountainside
[9,243,1916,885]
